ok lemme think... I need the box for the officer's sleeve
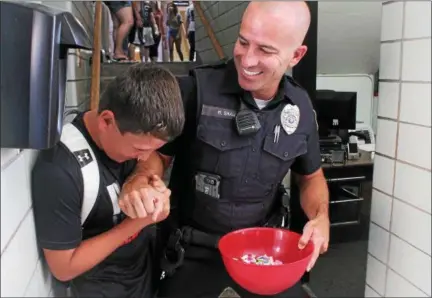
[291,111,322,176]
[32,161,82,250]
[157,74,197,157]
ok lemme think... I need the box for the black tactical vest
[169,61,314,235]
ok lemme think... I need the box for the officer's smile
[241,68,263,77]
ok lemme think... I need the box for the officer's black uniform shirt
[158,60,322,232]
[32,113,157,297]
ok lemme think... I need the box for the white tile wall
[1,149,20,169]
[403,1,432,39]
[365,285,381,298]
[394,162,431,213]
[375,119,398,157]
[390,199,431,255]
[368,223,390,263]
[0,150,52,298]
[1,152,33,253]
[368,2,431,297]
[366,255,387,295]
[401,39,431,82]
[397,123,431,169]
[370,190,393,230]
[388,235,431,295]
[372,154,395,194]
[379,42,401,80]
[24,260,52,297]
[385,269,429,297]
[399,82,431,126]
[377,82,400,119]
[380,1,404,41]
[1,212,40,297]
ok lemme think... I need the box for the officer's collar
[219,59,244,95]
[219,59,304,107]
[282,75,303,107]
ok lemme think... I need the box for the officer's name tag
[202,105,237,119]
[195,172,221,199]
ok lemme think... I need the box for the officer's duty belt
[160,226,221,276]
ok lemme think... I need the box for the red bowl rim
[218,227,314,268]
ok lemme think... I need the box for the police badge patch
[281,104,300,135]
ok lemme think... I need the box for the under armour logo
[73,149,93,168]
[77,152,90,162]
[332,119,339,126]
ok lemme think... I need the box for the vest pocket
[259,133,308,183]
[196,124,251,178]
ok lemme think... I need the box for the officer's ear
[288,45,308,68]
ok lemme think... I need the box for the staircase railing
[90,0,102,110]
[193,1,226,60]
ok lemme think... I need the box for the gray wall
[195,1,247,63]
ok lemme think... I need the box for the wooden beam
[90,0,102,110]
[193,1,225,60]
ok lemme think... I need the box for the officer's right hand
[119,175,171,222]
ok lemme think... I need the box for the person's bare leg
[141,47,150,62]
[111,12,119,54]
[174,38,184,61]
[169,36,174,62]
[113,6,134,59]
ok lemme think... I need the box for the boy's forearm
[49,218,152,281]
[127,151,167,184]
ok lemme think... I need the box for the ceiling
[317,2,383,74]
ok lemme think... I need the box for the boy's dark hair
[98,64,184,141]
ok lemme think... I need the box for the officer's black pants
[157,247,308,298]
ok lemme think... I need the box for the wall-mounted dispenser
[0,1,92,149]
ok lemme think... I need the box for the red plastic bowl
[218,227,314,296]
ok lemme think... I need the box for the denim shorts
[104,1,131,14]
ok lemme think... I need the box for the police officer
[119,2,330,297]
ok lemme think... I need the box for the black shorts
[104,1,131,14]
[150,34,161,58]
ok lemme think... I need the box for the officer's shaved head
[244,1,311,46]
[233,1,311,100]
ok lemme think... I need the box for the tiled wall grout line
[369,220,432,257]
[377,116,432,129]
[373,187,431,215]
[374,152,432,172]
[382,1,407,296]
[381,36,432,43]
[0,207,32,256]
